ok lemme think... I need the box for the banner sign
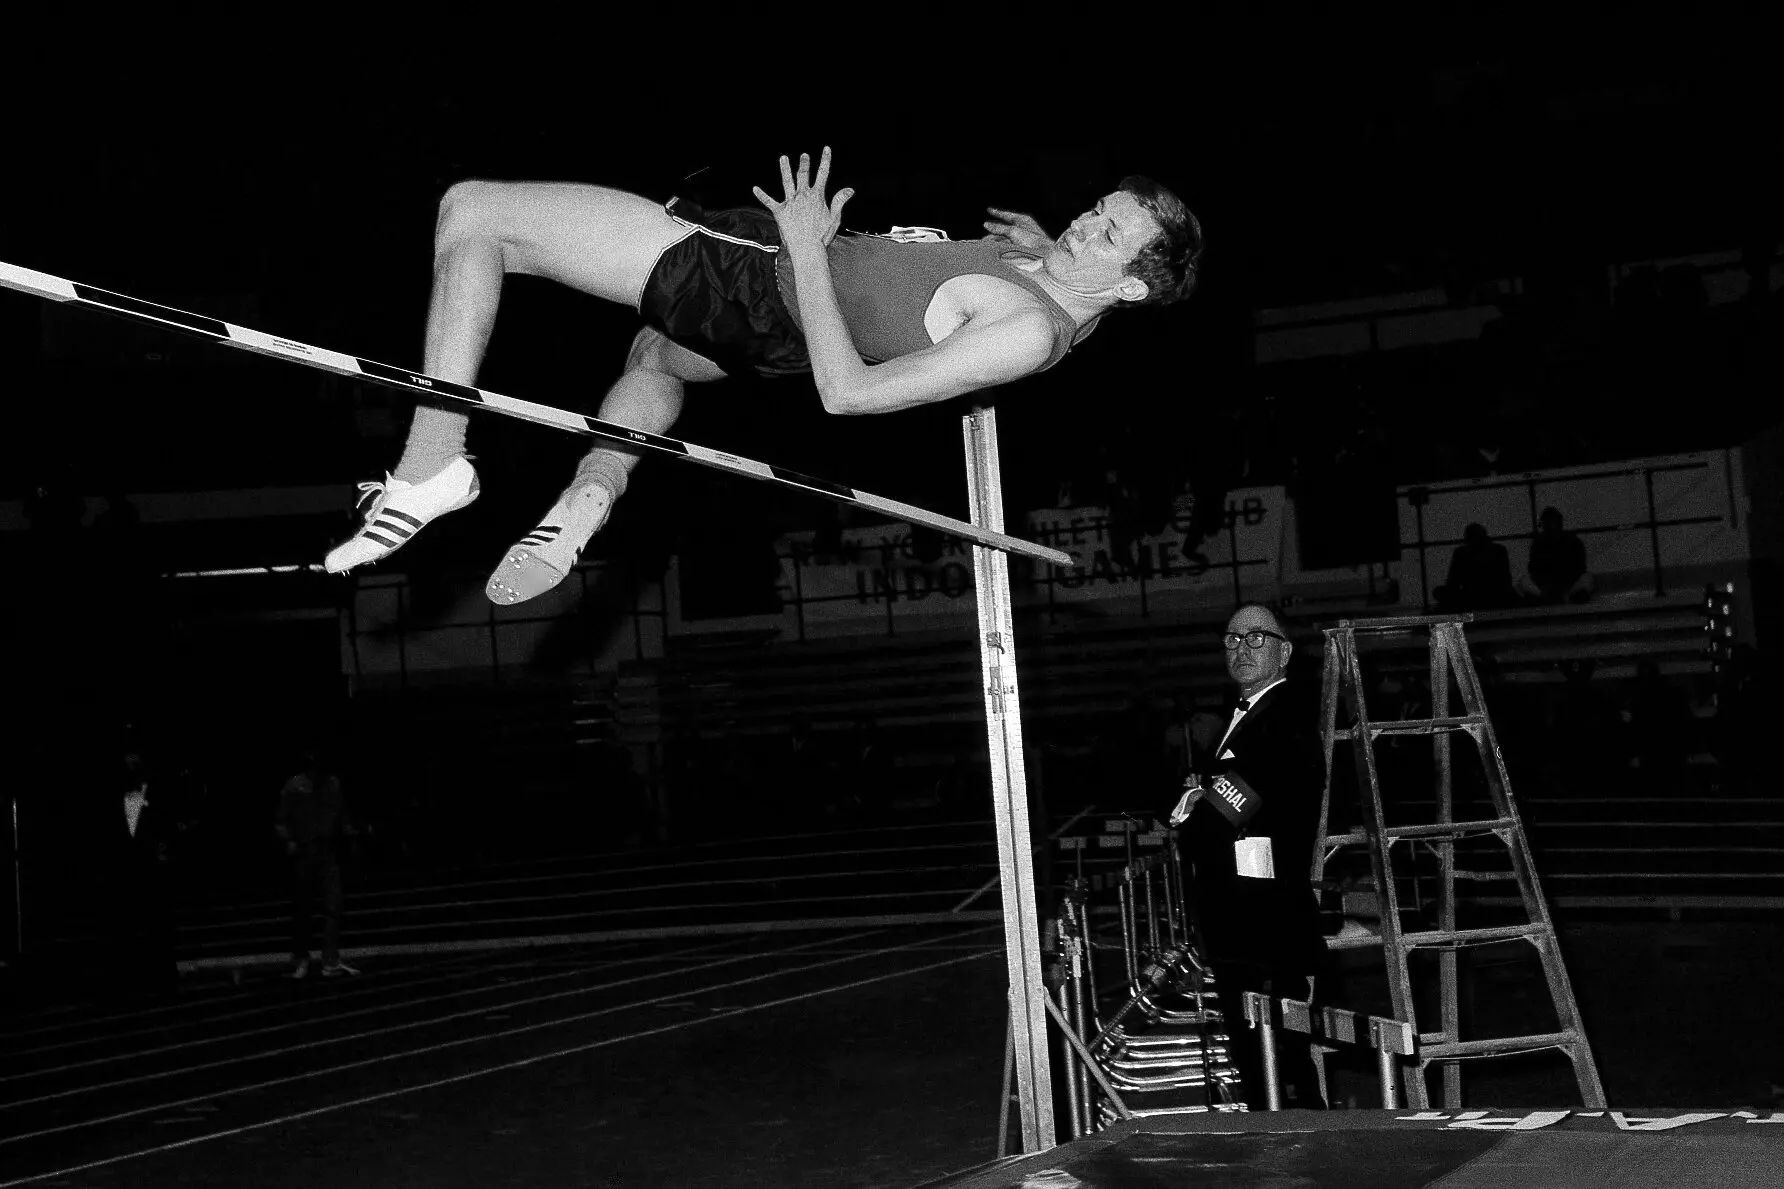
[774,487,1287,627]
[1025,487,1284,609]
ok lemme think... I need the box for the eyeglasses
[1223,629,1288,650]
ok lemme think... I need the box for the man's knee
[626,327,726,384]
[435,179,499,249]
[625,327,670,373]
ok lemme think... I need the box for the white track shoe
[484,483,615,606]
[324,456,480,573]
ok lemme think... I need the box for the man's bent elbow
[818,385,868,416]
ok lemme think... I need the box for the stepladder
[1315,613,1606,1110]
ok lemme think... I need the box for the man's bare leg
[486,328,726,606]
[328,180,697,572]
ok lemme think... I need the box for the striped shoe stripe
[372,518,415,539]
[362,531,402,548]
[383,508,426,529]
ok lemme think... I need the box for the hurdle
[1242,991,1418,1110]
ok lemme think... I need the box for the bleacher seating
[614,592,1716,749]
[607,590,1784,914]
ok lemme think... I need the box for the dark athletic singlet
[774,236,1081,371]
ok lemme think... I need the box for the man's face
[1046,190,1160,300]
[1224,605,1292,696]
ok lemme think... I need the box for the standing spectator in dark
[276,749,357,979]
[1518,507,1594,604]
[849,717,896,815]
[109,748,177,996]
[1166,603,1328,1109]
[1434,523,1516,611]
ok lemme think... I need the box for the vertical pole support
[964,405,1056,1153]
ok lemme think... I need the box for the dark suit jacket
[108,794,171,894]
[1176,677,1327,973]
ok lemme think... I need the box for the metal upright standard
[1315,614,1605,1109]
[965,406,1055,1152]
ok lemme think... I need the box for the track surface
[1,923,1009,1187]
[5,818,1781,1188]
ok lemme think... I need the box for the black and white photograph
[1,13,1780,1186]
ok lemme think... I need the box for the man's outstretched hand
[984,207,1054,253]
[754,146,855,251]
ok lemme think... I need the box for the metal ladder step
[1338,613,1478,633]
[1323,922,1551,952]
[1324,817,1519,846]
[1397,922,1551,949]
[1334,714,1488,738]
[1419,1030,1582,1061]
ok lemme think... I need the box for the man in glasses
[1167,602,1328,1109]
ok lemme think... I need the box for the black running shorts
[638,199,811,378]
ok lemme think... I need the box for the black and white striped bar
[0,260,1075,568]
[1243,990,1416,1109]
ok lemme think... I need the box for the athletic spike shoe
[484,482,615,606]
[324,456,480,573]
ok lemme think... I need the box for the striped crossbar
[0,260,1074,568]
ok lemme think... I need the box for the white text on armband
[1213,776,1246,813]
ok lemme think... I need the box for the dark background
[1,25,1781,1171]
[1,13,1775,547]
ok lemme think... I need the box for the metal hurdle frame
[1241,991,1418,1110]
[1033,839,1241,1140]
[0,261,1072,1154]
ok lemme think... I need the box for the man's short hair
[1231,600,1291,637]
[1118,175,1204,307]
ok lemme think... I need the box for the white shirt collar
[1235,677,1287,712]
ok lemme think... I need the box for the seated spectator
[1517,506,1595,604]
[1434,523,1516,611]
